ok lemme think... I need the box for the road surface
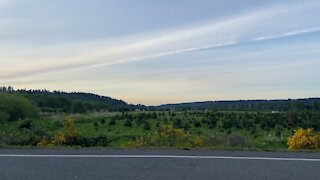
[0,149,319,180]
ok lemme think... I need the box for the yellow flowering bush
[157,125,191,146]
[63,116,79,141]
[287,128,320,150]
[192,136,204,147]
[51,133,66,145]
[129,125,204,148]
[38,116,79,146]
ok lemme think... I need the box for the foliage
[129,125,204,148]
[0,86,131,113]
[1,93,320,150]
[143,122,151,130]
[38,116,111,147]
[0,111,10,122]
[108,118,116,125]
[202,132,247,147]
[0,93,38,121]
[124,119,132,127]
[63,116,79,144]
[287,128,320,150]
[41,116,79,146]
[70,100,88,114]
[100,118,106,124]
[18,119,33,130]
[159,99,320,112]
[0,123,48,146]
[50,133,66,145]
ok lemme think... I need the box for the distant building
[272,111,279,114]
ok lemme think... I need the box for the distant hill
[157,98,320,112]
[1,86,319,112]
[0,86,134,113]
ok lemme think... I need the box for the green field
[2,110,317,150]
[1,90,320,150]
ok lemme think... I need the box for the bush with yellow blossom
[38,116,79,146]
[287,128,320,150]
[129,125,203,148]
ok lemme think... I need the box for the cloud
[252,27,320,41]
[1,1,319,79]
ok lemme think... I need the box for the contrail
[252,27,320,41]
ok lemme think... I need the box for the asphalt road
[0,149,320,180]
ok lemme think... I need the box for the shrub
[173,118,183,129]
[43,117,79,146]
[1,127,48,146]
[18,119,33,130]
[39,117,111,147]
[62,117,79,145]
[129,125,203,148]
[109,118,116,125]
[93,121,99,131]
[0,111,10,121]
[0,93,38,121]
[208,118,217,129]
[275,125,284,138]
[100,119,106,124]
[92,135,111,147]
[143,122,151,130]
[202,132,246,147]
[192,136,204,147]
[287,128,320,150]
[155,122,160,128]
[52,120,64,129]
[194,120,202,128]
[51,133,66,145]
[124,119,132,127]
[227,134,246,147]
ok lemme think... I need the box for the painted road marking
[0,154,320,161]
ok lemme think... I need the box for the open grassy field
[2,110,315,150]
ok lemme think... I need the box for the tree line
[0,86,136,114]
[158,99,320,112]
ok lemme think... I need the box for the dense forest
[0,86,137,114]
[158,99,320,112]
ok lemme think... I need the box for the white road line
[0,154,320,161]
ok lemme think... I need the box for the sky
[1,0,320,105]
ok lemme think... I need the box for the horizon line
[1,86,319,106]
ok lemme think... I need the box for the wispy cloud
[252,27,320,41]
[0,1,319,79]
